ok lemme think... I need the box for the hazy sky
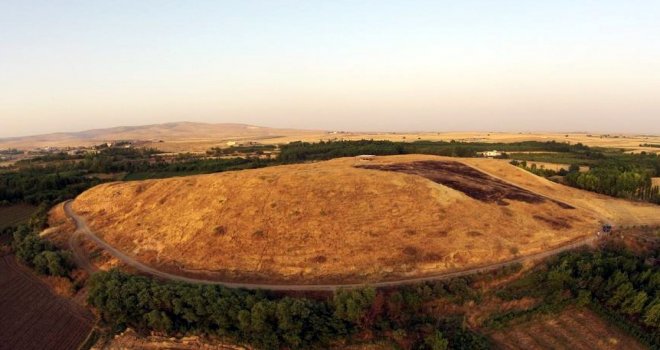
[1,1,659,137]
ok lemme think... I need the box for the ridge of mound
[71,155,601,284]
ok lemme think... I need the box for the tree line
[87,268,498,350]
[511,154,660,204]
[565,164,660,204]
[277,140,590,163]
[4,206,75,278]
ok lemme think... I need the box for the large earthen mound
[72,155,605,284]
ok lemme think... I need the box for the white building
[481,150,502,158]
[356,155,376,161]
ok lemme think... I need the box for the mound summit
[72,155,601,284]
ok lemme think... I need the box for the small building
[356,155,376,161]
[481,150,502,158]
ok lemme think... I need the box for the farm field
[0,254,94,350]
[69,154,637,284]
[506,161,590,172]
[1,122,658,155]
[489,308,646,350]
[0,203,37,230]
[141,131,660,154]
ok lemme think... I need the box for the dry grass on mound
[72,155,606,284]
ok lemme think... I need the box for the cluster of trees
[0,148,22,155]
[0,167,100,205]
[1,148,275,205]
[511,151,660,204]
[206,144,276,156]
[9,207,73,277]
[87,269,492,350]
[278,140,589,163]
[18,147,275,180]
[492,246,660,348]
[509,160,568,178]
[278,140,407,162]
[565,165,660,203]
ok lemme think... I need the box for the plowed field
[0,254,94,350]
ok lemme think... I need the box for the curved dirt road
[64,200,597,291]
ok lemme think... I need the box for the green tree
[621,291,648,315]
[333,287,376,326]
[607,282,634,308]
[33,251,69,276]
[643,299,660,328]
[144,310,173,332]
[424,330,448,350]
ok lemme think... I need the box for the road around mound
[64,200,599,291]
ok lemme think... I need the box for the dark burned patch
[404,229,417,236]
[310,255,327,264]
[423,252,443,262]
[533,215,572,229]
[402,246,419,256]
[214,226,227,235]
[357,160,574,208]
[551,200,575,209]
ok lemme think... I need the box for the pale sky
[1,1,659,138]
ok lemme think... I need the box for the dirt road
[64,200,597,291]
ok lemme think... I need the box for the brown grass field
[0,203,37,230]
[147,131,660,153]
[0,254,94,350]
[489,308,646,350]
[279,131,660,153]
[1,122,658,154]
[68,155,659,284]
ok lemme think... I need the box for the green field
[0,204,37,230]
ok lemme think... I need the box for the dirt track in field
[65,200,597,291]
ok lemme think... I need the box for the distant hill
[0,122,320,150]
